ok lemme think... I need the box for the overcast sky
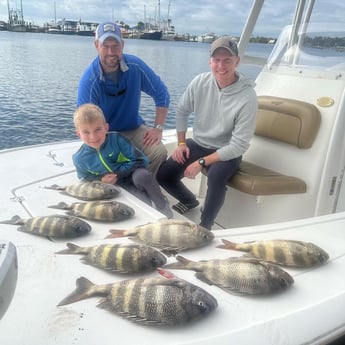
[1,0,344,37]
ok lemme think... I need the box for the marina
[1,0,345,344]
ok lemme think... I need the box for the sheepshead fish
[44,181,121,201]
[48,200,135,222]
[55,242,167,273]
[106,219,214,255]
[217,239,329,268]
[57,268,218,326]
[0,214,91,238]
[165,255,294,295]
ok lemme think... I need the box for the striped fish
[217,239,329,267]
[106,219,214,255]
[0,214,91,238]
[165,255,294,295]
[57,269,218,326]
[48,200,135,222]
[44,181,121,201]
[55,242,167,273]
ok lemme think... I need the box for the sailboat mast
[7,0,10,21]
[157,0,161,30]
[20,0,24,21]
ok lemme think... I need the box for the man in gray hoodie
[157,36,258,230]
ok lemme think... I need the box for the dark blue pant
[157,139,241,229]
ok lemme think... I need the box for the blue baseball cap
[95,22,122,44]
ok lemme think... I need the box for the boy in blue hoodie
[73,103,172,218]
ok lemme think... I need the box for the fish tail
[48,202,70,210]
[0,215,24,225]
[57,276,97,306]
[104,229,127,239]
[164,255,191,269]
[55,243,84,255]
[216,238,237,250]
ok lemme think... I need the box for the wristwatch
[198,158,206,167]
[155,124,164,131]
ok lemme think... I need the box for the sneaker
[172,200,200,214]
[157,198,173,219]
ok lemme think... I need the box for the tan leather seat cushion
[255,96,321,149]
[228,161,307,195]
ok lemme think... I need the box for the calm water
[0,32,273,150]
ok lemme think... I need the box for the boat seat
[203,96,321,195]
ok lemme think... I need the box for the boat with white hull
[1,0,345,344]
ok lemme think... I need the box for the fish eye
[151,256,158,263]
[198,301,207,310]
[74,224,84,233]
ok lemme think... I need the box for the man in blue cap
[77,22,170,175]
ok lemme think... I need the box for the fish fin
[0,215,24,225]
[157,267,177,279]
[48,202,71,210]
[96,297,113,311]
[97,299,163,325]
[55,243,82,255]
[216,238,237,250]
[163,255,192,269]
[43,184,64,191]
[161,248,179,256]
[105,229,127,239]
[195,272,214,285]
[57,276,97,306]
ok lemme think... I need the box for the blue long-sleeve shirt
[72,132,148,182]
[77,54,170,131]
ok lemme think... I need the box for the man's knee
[145,144,167,174]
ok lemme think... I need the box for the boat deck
[1,141,345,345]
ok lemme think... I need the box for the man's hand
[184,161,202,179]
[172,143,190,164]
[143,128,162,147]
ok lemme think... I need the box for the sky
[1,0,344,37]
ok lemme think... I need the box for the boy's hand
[101,173,117,185]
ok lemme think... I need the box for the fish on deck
[55,242,167,273]
[165,255,294,296]
[57,268,218,326]
[44,181,121,201]
[0,214,92,238]
[217,239,329,267]
[48,200,135,222]
[105,219,214,255]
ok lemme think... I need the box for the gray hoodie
[176,71,257,161]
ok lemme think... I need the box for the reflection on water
[0,32,273,150]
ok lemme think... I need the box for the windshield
[267,23,345,71]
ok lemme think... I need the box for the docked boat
[139,29,162,40]
[1,0,345,344]
[197,32,217,43]
[7,0,27,32]
[0,20,8,30]
[75,22,97,36]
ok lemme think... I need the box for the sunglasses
[105,88,127,97]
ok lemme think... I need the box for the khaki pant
[121,124,167,176]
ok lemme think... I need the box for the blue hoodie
[77,54,170,132]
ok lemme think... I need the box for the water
[0,32,273,150]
